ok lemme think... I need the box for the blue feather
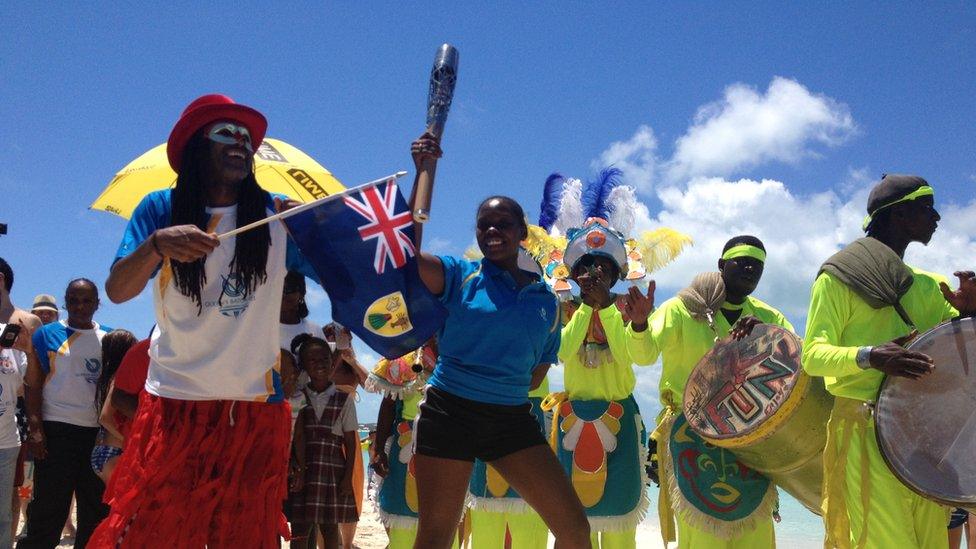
[582,167,623,219]
[538,172,565,231]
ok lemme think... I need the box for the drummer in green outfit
[628,235,794,548]
[802,174,976,549]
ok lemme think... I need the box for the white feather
[607,185,639,236]
[553,177,584,235]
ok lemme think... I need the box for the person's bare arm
[99,384,125,439]
[110,388,140,419]
[408,134,446,296]
[372,396,396,477]
[340,429,358,496]
[290,411,306,493]
[529,363,551,391]
[106,226,218,303]
[24,349,47,460]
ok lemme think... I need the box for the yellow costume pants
[469,508,547,548]
[822,398,948,549]
[676,514,774,548]
[588,528,637,549]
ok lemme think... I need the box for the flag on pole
[284,176,447,358]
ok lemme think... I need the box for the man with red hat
[90,95,319,548]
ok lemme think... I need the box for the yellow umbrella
[91,138,345,219]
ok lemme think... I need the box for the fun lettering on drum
[685,329,800,437]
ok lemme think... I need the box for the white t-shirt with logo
[116,191,319,402]
[280,319,323,355]
[31,320,109,428]
[0,325,27,449]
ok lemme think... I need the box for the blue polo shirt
[428,256,561,405]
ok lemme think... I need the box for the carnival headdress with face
[527,168,692,295]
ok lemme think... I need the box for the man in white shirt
[20,279,110,548]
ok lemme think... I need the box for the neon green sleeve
[597,305,636,369]
[933,274,960,321]
[627,303,667,366]
[802,273,861,378]
[775,310,795,333]
[559,303,594,364]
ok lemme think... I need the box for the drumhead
[683,324,804,443]
[876,317,976,506]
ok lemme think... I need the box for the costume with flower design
[530,169,691,548]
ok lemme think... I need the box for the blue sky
[2,3,975,425]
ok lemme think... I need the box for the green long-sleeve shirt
[558,303,645,401]
[628,296,794,409]
[801,268,956,402]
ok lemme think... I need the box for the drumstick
[217,171,407,240]
[413,44,459,223]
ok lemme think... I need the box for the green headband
[862,186,934,230]
[722,244,766,263]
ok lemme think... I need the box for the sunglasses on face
[477,220,517,232]
[206,122,253,152]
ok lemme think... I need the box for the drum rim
[683,324,804,442]
[875,317,976,507]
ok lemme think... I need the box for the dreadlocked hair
[170,132,271,312]
[95,329,138,413]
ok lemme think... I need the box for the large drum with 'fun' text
[875,317,976,510]
[683,324,833,514]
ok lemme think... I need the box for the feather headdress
[531,167,692,294]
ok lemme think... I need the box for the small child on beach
[289,334,359,549]
[91,329,137,483]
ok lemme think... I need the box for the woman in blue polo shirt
[407,135,590,549]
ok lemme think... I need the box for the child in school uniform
[289,335,359,549]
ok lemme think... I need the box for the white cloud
[904,199,976,280]
[593,125,659,192]
[634,177,975,325]
[425,236,453,254]
[305,285,328,307]
[666,77,856,182]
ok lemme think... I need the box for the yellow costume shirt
[628,296,794,408]
[558,303,640,401]
[802,268,956,402]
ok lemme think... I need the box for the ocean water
[638,487,824,548]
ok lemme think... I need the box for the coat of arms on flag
[283,176,447,359]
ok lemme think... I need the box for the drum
[875,317,976,509]
[682,324,833,514]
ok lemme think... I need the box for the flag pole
[217,171,408,240]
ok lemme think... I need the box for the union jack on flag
[343,178,416,274]
[282,175,447,359]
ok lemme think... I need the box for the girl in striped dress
[289,335,359,548]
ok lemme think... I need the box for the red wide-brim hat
[166,94,268,172]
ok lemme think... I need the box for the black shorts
[949,508,969,529]
[414,386,547,462]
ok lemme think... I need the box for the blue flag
[284,177,447,359]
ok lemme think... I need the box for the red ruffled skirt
[89,393,291,548]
